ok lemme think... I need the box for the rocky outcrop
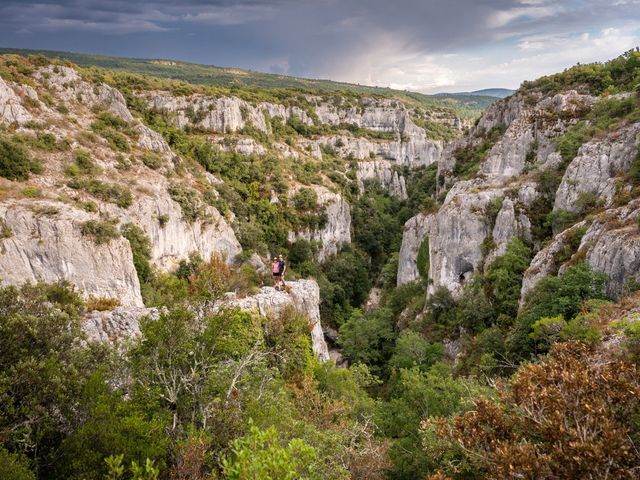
[106,179,241,271]
[519,221,589,303]
[36,66,134,122]
[220,280,330,361]
[287,185,351,261]
[0,200,143,306]
[486,197,532,265]
[136,124,171,153]
[397,213,432,286]
[582,215,640,299]
[521,201,640,302]
[356,160,407,199]
[554,123,640,212]
[84,306,159,342]
[427,184,506,294]
[0,75,33,124]
[145,91,444,166]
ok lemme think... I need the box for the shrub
[507,262,607,360]
[485,238,532,318]
[141,152,163,170]
[292,187,318,211]
[73,149,100,175]
[121,223,153,283]
[68,179,133,208]
[85,296,121,311]
[546,208,580,234]
[221,425,318,480]
[416,236,430,282]
[339,309,396,373]
[21,186,41,198]
[80,219,120,245]
[168,183,207,223]
[0,218,12,239]
[430,342,640,479]
[389,331,443,370]
[0,447,35,480]
[0,136,42,180]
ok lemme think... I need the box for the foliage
[339,309,396,374]
[378,365,485,480]
[521,48,640,95]
[321,248,372,323]
[507,262,607,360]
[0,135,43,180]
[67,178,133,208]
[484,238,531,318]
[389,331,443,371]
[430,342,640,479]
[0,282,91,476]
[222,424,318,480]
[80,219,120,245]
[452,125,505,179]
[167,183,208,223]
[0,448,35,480]
[121,223,153,283]
[85,296,121,312]
[416,236,430,283]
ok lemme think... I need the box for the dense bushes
[0,136,43,180]
[0,281,382,479]
[521,48,640,95]
[428,342,640,479]
[68,178,133,208]
[121,223,152,283]
[80,219,120,244]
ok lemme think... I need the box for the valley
[1,49,640,479]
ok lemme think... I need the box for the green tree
[222,425,319,480]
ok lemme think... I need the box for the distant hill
[0,47,493,118]
[468,88,515,98]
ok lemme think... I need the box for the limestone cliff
[399,86,640,304]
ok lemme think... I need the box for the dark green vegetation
[0,48,492,120]
[0,135,43,180]
[0,282,385,480]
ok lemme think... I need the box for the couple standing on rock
[272,255,287,290]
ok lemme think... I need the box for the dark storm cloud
[0,1,638,90]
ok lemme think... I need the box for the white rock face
[521,201,640,302]
[317,134,442,168]
[485,198,532,266]
[427,186,505,294]
[145,91,444,167]
[287,185,351,261]
[220,279,330,361]
[37,66,134,122]
[84,306,159,342]
[0,75,32,124]
[356,160,407,199]
[519,221,588,303]
[397,213,432,286]
[110,179,242,271]
[136,124,171,152]
[554,123,640,212]
[0,201,143,306]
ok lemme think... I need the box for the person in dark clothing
[278,255,286,288]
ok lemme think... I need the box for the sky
[0,0,639,93]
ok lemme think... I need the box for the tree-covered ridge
[0,47,492,119]
[521,48,640,95]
